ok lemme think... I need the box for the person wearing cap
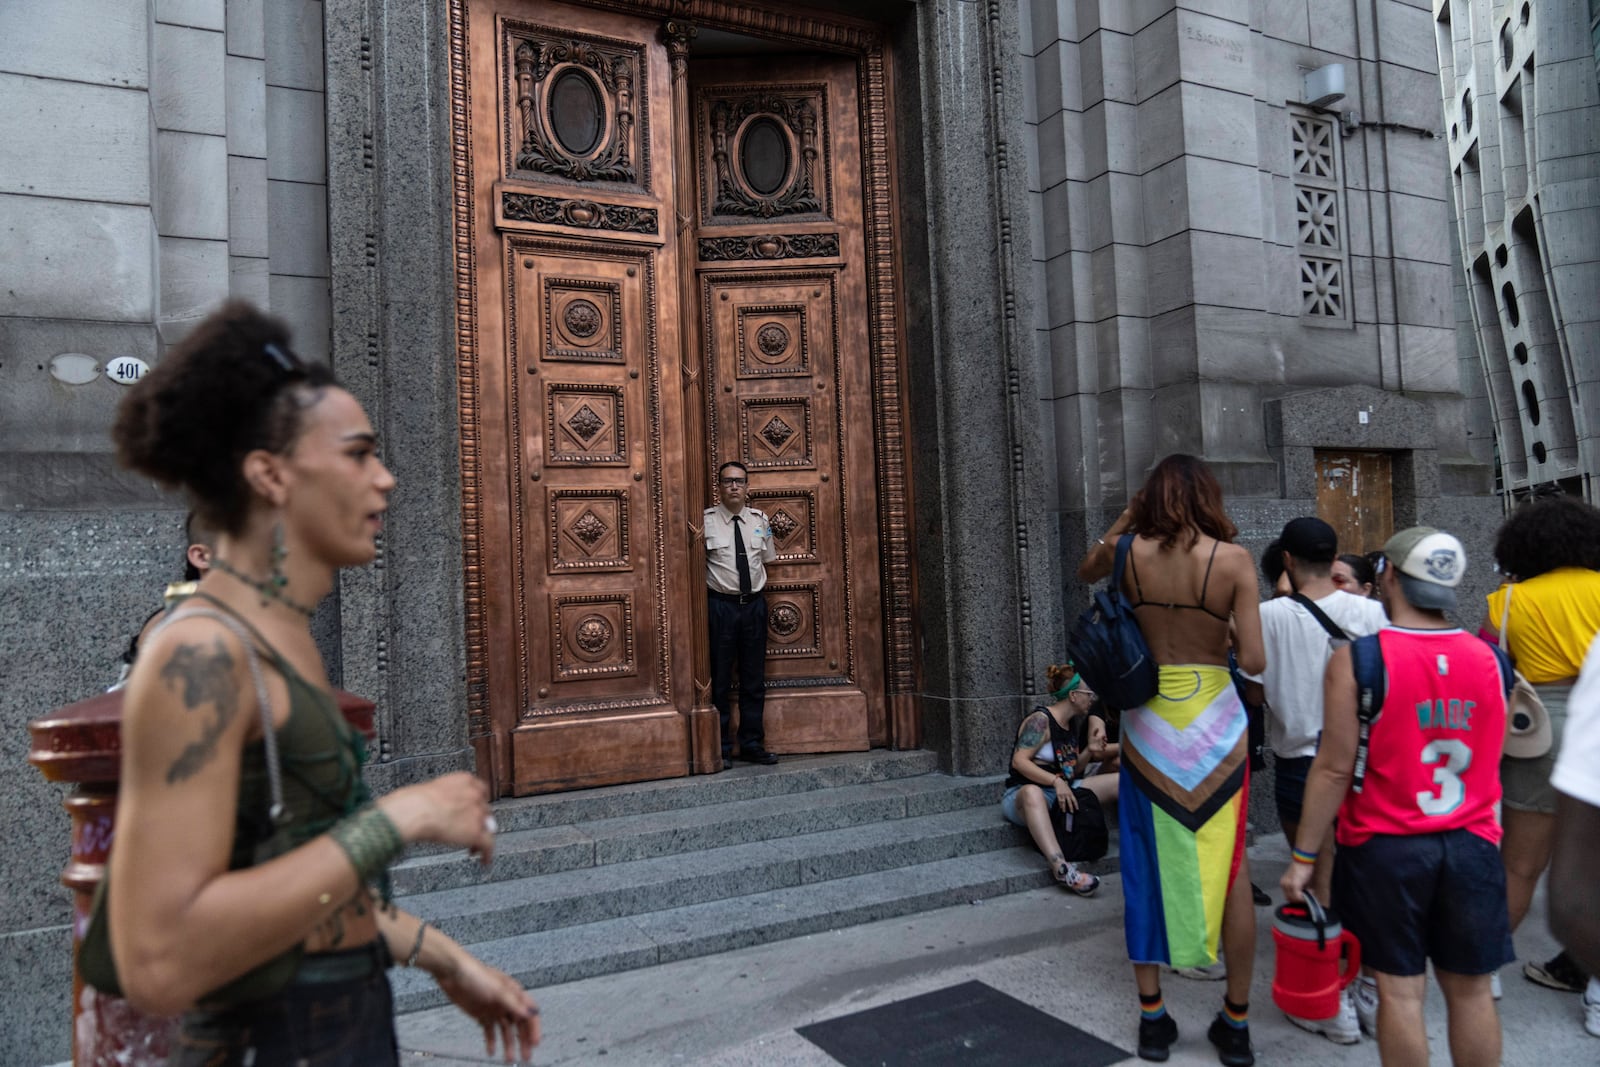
[1248,517,1387,1044]
[1282,527,1514,1067]
[1483,495,1600,997]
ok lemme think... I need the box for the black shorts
[1332,829,1514,978]
[1274,755,1314,827]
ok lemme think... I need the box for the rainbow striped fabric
[1118,664,1249,968]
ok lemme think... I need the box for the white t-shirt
[1552,632,1600,808]
[1251,590,1389,758]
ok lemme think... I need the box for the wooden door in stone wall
[465,0,697,794]
[690,56,885,752]
[459,0,908,796]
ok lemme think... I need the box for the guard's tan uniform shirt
[704,504,776,595]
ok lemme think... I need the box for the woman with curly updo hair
[999,663,1119,896]
[1079,454,1264,1064]
[105,302,538,1064]
[1485,494,1600,997]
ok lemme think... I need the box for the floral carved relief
[512,34,640,183]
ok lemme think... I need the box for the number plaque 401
[105,355,150,385]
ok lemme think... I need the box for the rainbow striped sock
[1140,991,1167,1021]
[1222,997,1249,1029]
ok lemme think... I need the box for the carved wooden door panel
[468,0,696,794]
[691,56,886,751]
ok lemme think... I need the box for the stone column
[894,0,1064,776]
[325,0,475,790]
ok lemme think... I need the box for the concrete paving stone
[397,837,1591,1067]
[389,914,662,1014]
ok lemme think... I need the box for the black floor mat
[796,979,1131,1067]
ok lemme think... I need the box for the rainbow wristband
[1290,846,1318,866]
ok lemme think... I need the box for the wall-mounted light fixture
[1302,62,1347,109]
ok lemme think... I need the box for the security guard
[704,460,778,768]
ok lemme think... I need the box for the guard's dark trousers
[709,591,767,755]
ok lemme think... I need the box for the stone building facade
[1435,0,1600,498]
[1,2,1499,1061]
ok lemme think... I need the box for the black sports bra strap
[1197,537,1220,603]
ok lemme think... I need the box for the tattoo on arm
[1015,711,1049,751]
[160,639,241,784]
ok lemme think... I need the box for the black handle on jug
[1302,889,1329,952]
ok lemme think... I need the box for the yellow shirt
[1486,568,1600,683]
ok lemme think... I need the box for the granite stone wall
[0,1,340,1060]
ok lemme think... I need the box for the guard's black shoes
[737,748,778,765]
[1206,1013,1254,1067]
[1137,1014,1177,1061]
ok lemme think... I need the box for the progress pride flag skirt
[1117,664,1250,969]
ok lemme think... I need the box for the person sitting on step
[999,663,1118,896]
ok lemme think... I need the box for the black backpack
[1066,535,1159,710]
[1053,788,1110,862]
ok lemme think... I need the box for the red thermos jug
[1271,891,1362,1020]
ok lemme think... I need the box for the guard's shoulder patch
[704,505,719,514]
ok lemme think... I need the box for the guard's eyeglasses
[720,477,747,486]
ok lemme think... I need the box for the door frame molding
[447,0,920,791]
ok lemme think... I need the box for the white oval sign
[105,355,150,385]
[49,353,100,385]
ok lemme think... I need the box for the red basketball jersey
[1336,627,1507,847]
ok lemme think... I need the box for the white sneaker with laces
[1172,959,1228,980]
[1491,971,1503,1001]
[1286,988,1361,1045]
[1584,977,1600,1038]
[1351,977,1379,1037]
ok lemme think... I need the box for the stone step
[402,805,1031,945]
[491,750,941,833]
[390,844,1118,1013]
[392,770,999,896]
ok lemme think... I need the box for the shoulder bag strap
[1112,534,1136,596]
[1291,592,1350,642]
[1498,583,1514,653]
[149,608,286,824]
[1348,633,1385,794]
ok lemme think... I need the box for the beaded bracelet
[329,804,405,886]
[1290,845,1318,866]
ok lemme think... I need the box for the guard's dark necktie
[732,515,753,596]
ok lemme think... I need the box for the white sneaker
[1351,977,1379,1037]
[1286,988,1361,1045]
[1491,971,1503,1001]
[1584,977,1600,1038]
[1171,959,1228,980]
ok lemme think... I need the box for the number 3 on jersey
[1416,739,1472,816]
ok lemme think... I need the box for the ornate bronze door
[690,56,885,752]
[456,0,909,796]
[465,0,696,794]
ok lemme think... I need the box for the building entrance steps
[387,752,1121,1013]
